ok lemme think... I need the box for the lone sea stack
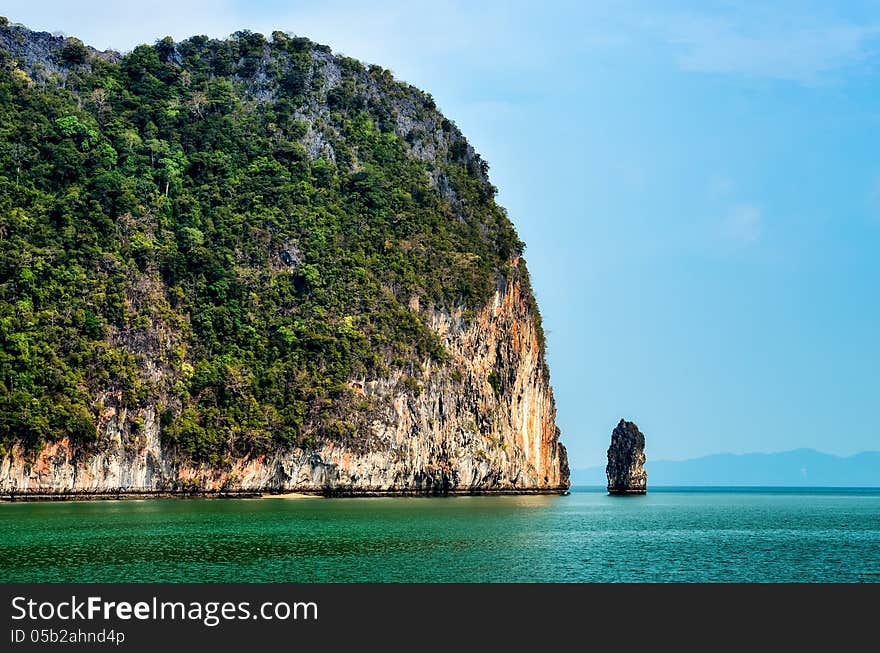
[606,419,648,495]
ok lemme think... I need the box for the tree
[60,38,89,66]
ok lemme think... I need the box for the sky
[5,1,879,467]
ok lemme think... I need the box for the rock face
[0,268,569,495]
[0,22,568,496]
[606,419,647,495]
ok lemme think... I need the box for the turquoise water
[1,488,878,582]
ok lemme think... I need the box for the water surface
[1,487,878,582]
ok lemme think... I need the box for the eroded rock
[606,419,647,495]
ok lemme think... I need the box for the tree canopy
[0,27,537,464]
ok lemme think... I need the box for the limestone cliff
[0,266,567,495]
[606,419,647,495]
[0,21,568,496]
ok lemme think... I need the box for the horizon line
[574,447,880,470]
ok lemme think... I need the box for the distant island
[571,449,880,487]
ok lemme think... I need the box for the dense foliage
[0,24,532,462]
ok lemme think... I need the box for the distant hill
[571,449,880,487]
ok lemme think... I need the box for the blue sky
[6,1,880,466]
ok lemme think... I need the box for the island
[0,19,569,498]
[606,419,647,495]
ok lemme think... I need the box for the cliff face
[0,21,568,495]
[0,267,567,493]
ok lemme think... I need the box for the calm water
[1,488,878,582]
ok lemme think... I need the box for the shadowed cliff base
[0,486,571,501]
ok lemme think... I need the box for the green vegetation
[0,27,535,463]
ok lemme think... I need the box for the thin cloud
[648,10,880,82]
[3,0,237,51]
[866,176,880,223]
[708,175,735,198]
[720,204,763,245]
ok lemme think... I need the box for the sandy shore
[260,491,324,499]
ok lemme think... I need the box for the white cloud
[720,203,763,245]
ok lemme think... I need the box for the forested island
[0,19,568,496]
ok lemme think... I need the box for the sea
[1,487,878,582]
